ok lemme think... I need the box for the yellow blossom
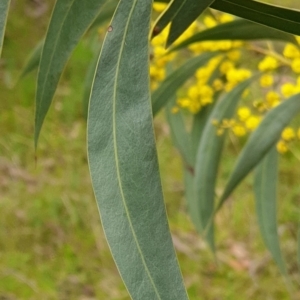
[258,56,278,71]
[196,67,210,84]
[217,41,232,51]
[153,3,167,12]
[237,107,251,121]
[198,85,214,98]
[226,68,252,85]
[281,127,295,141]
[291,58,300,73]
[260,74,274,88]
[213,79,224,91]
[266,91,280,107]
[281,83,298,98]
[276,140,288,154]
[245,116,260,131]
[283,44,300,59]
[232,125,247,137]
[203,16,217,28]
[220,60,235,74]
[177,98,191,108]
[227,50,241,61]
[253,100,266,112]
[219,14,234,23]
[187,86,199,100]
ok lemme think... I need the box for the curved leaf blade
[87,0,188,299]
[18,39,43,80]
[35,0,106,146]
[219,93,300,209]
[165,97,192,167]
[0,0,10,57]
[194,77,255,250]
[254,147,287,275]
[166,0,215,47]
[171,19,298,52]
[152,52,220,116]
[211,0,300,36]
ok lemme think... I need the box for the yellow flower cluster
[276,127,300,154]
[151,3,300,154]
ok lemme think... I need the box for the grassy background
[1,1,300,299]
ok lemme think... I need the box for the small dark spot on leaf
[152,26,160,37]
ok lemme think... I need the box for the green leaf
[19,3,116,82]
[211,0,300,36]
[165,97,192,167]
[18,40,43,80]
[254,147,287,275]
[152,52,220,116]
[219,93,300,210]
[171,19,298,52]
[0,0,10,57]
[166,0,215,47]
[194,77,255,250]
[82,46,101,119]
[151,0,214,45]
[35,0,107,147]
[87,0,188,299]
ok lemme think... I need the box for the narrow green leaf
[35,0,107,147]
[19,3,116,83]
[254,147,287,275]
[82,46,101,119]
[194,77,255,250]
[87,0,188,299]
[166,0,215,47]
[151,0,181,39]
[165,97,192,167]
[18,40,43,80]
[184,169,202,230]
[211,0,300,36]
[171,19,298,52]
[0,0,10,57]
[219,93,300,209]
[152,52,220,116]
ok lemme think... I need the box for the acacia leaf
[254,147,287,275]
[87,0,188,298]
[194,77,255,250]
[0,0,10,57]
[35,0,107,147]
[219,93,300,209]
[211,0,300,36]
[165,97,192,167]
[171,18,298,52]
[166,0,215,47]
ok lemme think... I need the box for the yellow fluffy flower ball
[281,127,295,141]
[276,140,288,154]
[258,56,278,71]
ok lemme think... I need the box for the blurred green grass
[1,1,300,299]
